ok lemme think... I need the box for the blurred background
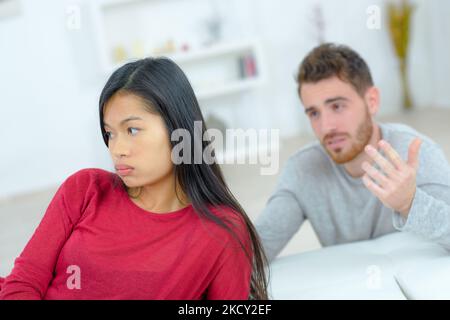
[1,0,449,276]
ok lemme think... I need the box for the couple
[1,43,449,300]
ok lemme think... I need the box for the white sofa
[269,232,450,299]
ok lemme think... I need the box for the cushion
[395,257,450,299]
[269,232,450,299]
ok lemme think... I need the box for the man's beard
[321,107,373,164]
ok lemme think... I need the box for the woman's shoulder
[53,168,118,222]
[207,205,245,225]
[61,168,117,194]
[67,167,112,180]
[65,167,114,181]
[202,205,250,244]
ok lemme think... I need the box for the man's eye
[333,103,343,110]
[309,111,319,118]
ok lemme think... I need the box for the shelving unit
[104,38,267,101]
[89,0,270,161]
[90,0,267,102]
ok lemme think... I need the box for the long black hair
[99,57,269,299]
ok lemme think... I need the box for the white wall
[428,0,450,109]
[0,0,448,198]
[243,0,440,134]
[0,0,109,198]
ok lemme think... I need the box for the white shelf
[108,39,260,72]
[105,39,267,101]
[195,75,264,101]
[90,0,267,101]
[156,40,258,65]
[97,0,158,10]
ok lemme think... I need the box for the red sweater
[0,169,252,300]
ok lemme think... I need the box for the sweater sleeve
[392,141,450,248]
[393,186,450,248]
[0,169,95,300]
[255,158,306,262]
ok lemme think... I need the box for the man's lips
[324,135,348,148]
[327,137,346,145]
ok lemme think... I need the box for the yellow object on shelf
[152,39,176,56]
[132,40,145,59]
[112,45,127,64]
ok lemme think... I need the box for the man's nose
[320,112,338,133]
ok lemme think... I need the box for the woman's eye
[128,128,139,135]
[105,131,112,139]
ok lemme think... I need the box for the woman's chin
[121,178,139,187]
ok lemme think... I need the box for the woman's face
[103,92,174,189]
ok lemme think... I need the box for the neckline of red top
[114,174,194,219]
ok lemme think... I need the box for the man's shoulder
[284,141,333,175]
[382,123,436,147]
[290,141,329,162]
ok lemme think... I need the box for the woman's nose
[111,137,131,158]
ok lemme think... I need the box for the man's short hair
[296,43,374,97]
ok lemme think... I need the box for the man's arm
[255,159,306,262]
[362,138,450,248]
[393,185,450,248]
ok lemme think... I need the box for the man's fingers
[378,140,404,169]
[407,138,422,170]
[364,145,396,177]
[362,174,386,199]
[362,162,389,188]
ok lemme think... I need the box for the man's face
[300,76,377,164]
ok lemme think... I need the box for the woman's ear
[365,86,380,116]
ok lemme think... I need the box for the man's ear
[364,86,380,116]
[298,86,304,104]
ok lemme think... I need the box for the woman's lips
[115,165,134,176]
[116,168,133,176]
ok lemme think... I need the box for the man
[256,43,450,262]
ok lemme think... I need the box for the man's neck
[343,123,382,178]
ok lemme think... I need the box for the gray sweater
[255,123,450,262]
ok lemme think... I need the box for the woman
[0,58,269,300]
